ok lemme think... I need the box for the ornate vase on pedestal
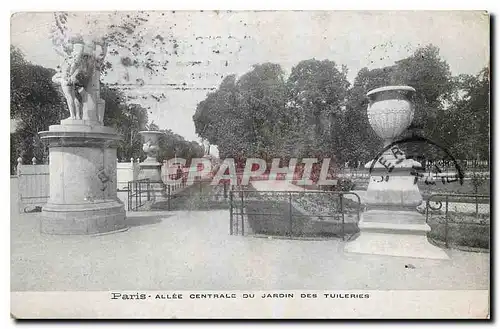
[138,131,167,201]
[345,86,448,259]
[39,36,126,235]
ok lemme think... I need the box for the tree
[343,45,454,163]
[193,65,290,164]
[10,46,65,170]
[193,75,244,158]
[192,44,487,171]
[157,129,204,164]
[287,59,350,161]
[439,67,489,160]
[390,44,453,141]
[110,102,149,161]
[343,67,394,164]
[236,63,288,162]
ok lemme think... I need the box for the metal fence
[229,189,362,240]
[425,193,490,249]
[127,178,153,211]
[126,177,231,211]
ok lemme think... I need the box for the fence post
[445,195,449,248]
[229,190,233,235]
[16,157,22,176]
[240,190,245,236]
[147,180,151,201]
[135,180,139,210]
[241,191,245,235]
[139,180,142,208]
[127,181,131,211]
[425,197,429,223]
[340,193,345,241]
[476,195,479,218]
[288,192,293,236]
[167,184,171,211]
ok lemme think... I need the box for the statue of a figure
[52,42,87,119]
[52,36,107,123]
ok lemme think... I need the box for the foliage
[469,172,488,195]
[336,178,356,192]
[10,47,204,173]
[157,129,205,164]
[390,45,453,135]
[286,59,350,161]
[194,60,350,165]
[343,67,393,163]
[236,63,288,161]
[193,75,246,160]
[10,46,64,170]
[194,45,488,170]
[437,68,490,160]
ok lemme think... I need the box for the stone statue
[52,35,107,124]
[52,42,85,120]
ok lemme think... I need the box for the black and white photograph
[9,9,490,319]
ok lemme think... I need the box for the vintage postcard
[10,10,490,319]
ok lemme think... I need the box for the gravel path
[10,178,489,292]
[11,210,489,291]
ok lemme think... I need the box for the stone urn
[138,131,165,181]
[367,85,415,148]
[345,85,448,260]
[140,131,164,163]
[363,85,422,208]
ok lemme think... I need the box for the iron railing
[229,189,362,240]
[127,176,231,211]
[127,178,152,211]
[425,193,490,248]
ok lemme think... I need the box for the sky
[10,11,489,156]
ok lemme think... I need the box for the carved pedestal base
[345,158,448,259]
[344,210,449,259]
[138,161,167,201]
[38,123,127,235]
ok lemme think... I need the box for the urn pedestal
[39,121,127,235]
[138,131,167,201]
[344,86,448,259]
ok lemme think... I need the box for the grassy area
[418,180,490,197]
[426,211,490,250]
[243,189,360,238]
[301,177,490,196]
[427,222,490,250]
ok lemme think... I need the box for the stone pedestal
[345,151,449,260]
[137,159,167,202]
[137,131,167,201]
[137,159,162,182]
[39,121,127,235]
[344,85,448,260]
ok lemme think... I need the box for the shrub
[336,178,356,191]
